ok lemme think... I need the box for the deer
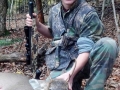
[0,72,68,90]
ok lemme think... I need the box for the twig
[111,0,120,53]
[112,0,119,32]
[101,0,106,20]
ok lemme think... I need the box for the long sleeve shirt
[45,0,104,70]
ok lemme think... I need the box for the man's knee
[90,37,118,65]
[99,37,118,58]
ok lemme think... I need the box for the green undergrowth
[0,38,22,47]
[0,30,11,37]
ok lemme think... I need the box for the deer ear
[49,76,53,82]
[30,79,51,90]
[29,79,40,90]
[45,75,53,83]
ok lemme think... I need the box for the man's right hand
[26,13,53,38]
[26,13,37,27]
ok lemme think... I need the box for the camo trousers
[47,37,118,90]
[81,37,118,90]
[69,37,118,90]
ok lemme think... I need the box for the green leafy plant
[0,38,22,47]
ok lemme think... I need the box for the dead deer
[0,72,33,90]
[0,72,68,90]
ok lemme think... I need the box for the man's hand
[56,52,89,90]
[56,71,73,90]
[26,13,37,26]
[56,61,77,90]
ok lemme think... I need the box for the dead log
[0,43,48,62]
[0,52,25,62]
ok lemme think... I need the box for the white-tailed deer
[0,72,68,90]
[0,72,33,90]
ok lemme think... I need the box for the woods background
[0,0,120,90]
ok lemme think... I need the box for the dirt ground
[0,5,120,90]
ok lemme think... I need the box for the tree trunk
[36,0,44,23]
[0,0,8,36]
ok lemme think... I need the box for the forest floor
[0,6,120,90]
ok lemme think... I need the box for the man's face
[61,0,76,6]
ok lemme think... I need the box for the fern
[0,38,22,47]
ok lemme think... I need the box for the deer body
[0,72,68,90]
[0,72,33,90]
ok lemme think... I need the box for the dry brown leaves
[0,7,120,90]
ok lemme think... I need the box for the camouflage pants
[47,37,118,90]
[80,37,118,90]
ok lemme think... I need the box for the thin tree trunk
[36,0,45,23]
[111,0,120,53]
[101,0,106,20]
[0,0,8,36]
